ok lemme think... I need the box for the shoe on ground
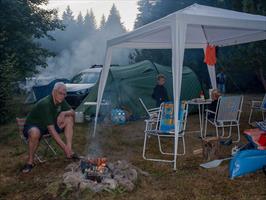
[21,164,33,173]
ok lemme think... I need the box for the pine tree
[104,4,126,32]
[77,12,84,25]
[0,0,62,124]
[99,4,129,65]
[62,5,75,26]
[84,9,97,33]
[134,0,153,28]
[218,0,266,91]
[99,14,106,30]
[60,6,82,49]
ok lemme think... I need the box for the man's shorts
[23,124,64,139]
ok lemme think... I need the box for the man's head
[157,74,166,86]
[52,82,67,104]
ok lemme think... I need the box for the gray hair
[53,82,66,91]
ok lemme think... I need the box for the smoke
[86,135,103,158]
[86,118,112,159]
[37,28,131,80]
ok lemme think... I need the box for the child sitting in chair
[207,89,221,119]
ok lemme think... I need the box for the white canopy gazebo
[94,4,266,169]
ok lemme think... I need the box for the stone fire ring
[63,160,147,193]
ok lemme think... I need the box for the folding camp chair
[16,118,57,163]
[143,102,188,163]
[248,94,266,125]
[204,95,243,143]
[139,97,160,119]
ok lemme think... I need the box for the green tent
[76,60,202,118]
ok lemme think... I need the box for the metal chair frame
[248,94,266,125]
[139,97,160,119]
[204,95,243,143]
[16,118,57,163]
[143,102,188,163]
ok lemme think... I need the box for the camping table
[83,101,110,120]
[187,98,212,138]
[84,102,109,106]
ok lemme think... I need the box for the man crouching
[22,82,76,173]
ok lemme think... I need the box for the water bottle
[200,91,205,100]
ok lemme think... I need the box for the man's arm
[57,109,75,128]
[47,125,72,157]
[61,109,75,118]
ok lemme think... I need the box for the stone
[63,171,83,188]
[126,168,138,182]
[102,178,118,190]
[65,162,80,172]
[62,160,139,193]
[116,178,134,192]
[133,167,150,177]
[107,163,115,171]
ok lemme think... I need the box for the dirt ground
[0,94,266,200]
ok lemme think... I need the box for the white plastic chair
[143,102,188,163]
[204,95,243,143]
[248,94,266,125]
[139,97,160,119]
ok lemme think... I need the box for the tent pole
[207,64,217,89]
[93,47,112,137]
[172,21,187,170]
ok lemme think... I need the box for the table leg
[201,104,205,138]
[198,104,202,138]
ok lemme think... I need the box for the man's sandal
[21,164,33,173]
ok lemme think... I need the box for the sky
[44,0,139,31]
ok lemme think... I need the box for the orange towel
[204,45,216,65]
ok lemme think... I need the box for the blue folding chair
[143,102,188,163]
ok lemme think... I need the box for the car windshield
[71,72,100,84]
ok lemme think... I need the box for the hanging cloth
[204,45,216,65]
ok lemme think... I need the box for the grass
[0,94,266,199]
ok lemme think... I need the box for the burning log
[80,157,113,183]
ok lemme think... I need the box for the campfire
[63,158,146,192]
[80,157,114,183]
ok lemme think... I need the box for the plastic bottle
[200,91,205,100]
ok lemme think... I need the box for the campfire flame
[88,157,107,173]
[81,157,111,183]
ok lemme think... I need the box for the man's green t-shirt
[26,95,71,130]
